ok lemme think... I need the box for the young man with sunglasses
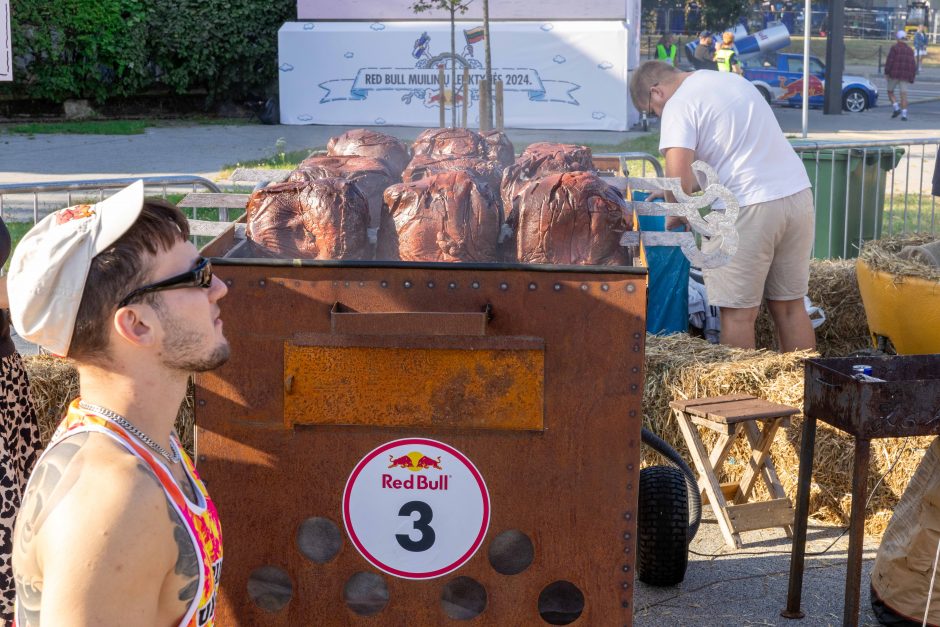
[6,180,228,626]
[629,60,816,353]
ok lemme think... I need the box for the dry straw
[859,232,940,282]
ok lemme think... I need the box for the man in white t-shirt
[629,60,816,352]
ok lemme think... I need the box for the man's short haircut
[69,199,190,360]
[722,31,735,46]
[629,60,682,111]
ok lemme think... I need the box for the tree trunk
[483,0,493,129]
[450,8,457,128]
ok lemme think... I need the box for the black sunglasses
[119,257,213,308]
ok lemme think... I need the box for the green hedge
[1,0,295,104]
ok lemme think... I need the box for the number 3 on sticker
[397,500,435,552]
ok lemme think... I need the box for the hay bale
[755,258,870,356]
[23,354,195,455]
[860,232,940,282]
[643,333,927,536]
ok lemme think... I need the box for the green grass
[218,148,319,179]
[2,117,254,137]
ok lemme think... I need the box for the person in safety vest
[656,33,678,67]
[715,31,742,74]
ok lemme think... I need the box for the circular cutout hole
[488,529,534,575]
[344,572,389,617]
[247,565,293,613]
[296,517,342,564]
[441,576,487,620]
[538,580,585,625]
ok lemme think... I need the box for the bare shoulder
[14,432,179,626]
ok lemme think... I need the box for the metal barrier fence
[0,175,223,224]
[792,138,939,258]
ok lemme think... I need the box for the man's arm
[0,274,8,310]
[663,147,700,197]
[28,451,179,626]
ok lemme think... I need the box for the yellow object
[856,257,940,354]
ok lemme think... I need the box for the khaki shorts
[886,78,909,95]
[702,188,815,308]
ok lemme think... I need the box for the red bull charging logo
[384,450,448,490]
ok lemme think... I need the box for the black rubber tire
[842,88,868,113]
[637,465,690,587]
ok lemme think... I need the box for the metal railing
[595,152,665,178]
[792,138,939,258]
[0,175,222,224]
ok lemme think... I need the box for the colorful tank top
[28,400,223,626]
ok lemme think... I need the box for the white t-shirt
[659,70,810,207]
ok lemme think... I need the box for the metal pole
[462,66,470,128]
[824,0,846,114]
[439,66,446,128]
[781,415,817,619]
[450,9,457,129]
[482,0,494,129]
[843,438,871,627]
[802,0,812,137]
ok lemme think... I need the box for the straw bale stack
[22,354,196,455]
[643,333,932,536]
[755,258,869,356]
[859,232,940,281]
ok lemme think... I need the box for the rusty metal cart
[782,354,940,627]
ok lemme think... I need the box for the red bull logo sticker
[343,437,490,579]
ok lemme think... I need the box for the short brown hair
[629,60,682,111]
[69,199,190,360]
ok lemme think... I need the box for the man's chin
[189,342,231,373]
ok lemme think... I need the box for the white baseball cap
[897,30,907,39]
[7,180,145,356]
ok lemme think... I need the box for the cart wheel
[637,465,690,587]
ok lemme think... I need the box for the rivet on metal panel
[404,281,413,288]
[225,279,233,287]
[627,464,634,471]
[632,366,639,373]
[358,281,365,287]
[602,284,610,292]
[553,283,562,291]
[622,582,630,590]
[629,410,636,417]
[622,601,630,609]
[528,283,537,290]
[380,281,388,288]
[624,512,632,520]
[344,281,350,288]
[448,282,457,289]
[622,565,630,572]
[472,281,480,289]
[259,279,266,287]
[198,455,207,462]
[630,384,638,392]
[624,547,631,554]
[633,332,641,340]
[198,399,206,407]
[285,375,295,394]
[633,345,640,352]
[626,483,633,490]
[626,284,636,293]
[580,284,589,291]
[499,282,509,290]
[623,532,631,539]
[427,281,435,288]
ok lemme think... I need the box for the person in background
[8,181,228,626]
[692,31,717,70]
[0,217,42,624]
[656,32,678,67]
[630,61,816,353]
[885,30,916,120]
[914,24,929,73]
[715,31,742,74]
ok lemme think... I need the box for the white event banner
[1,0,11,81]
[278,20,630,130]
[343,438,490,579]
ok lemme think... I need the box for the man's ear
[113,304,158,348]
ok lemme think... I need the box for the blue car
[742,52,878,112]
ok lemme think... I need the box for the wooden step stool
[669,393,800,548]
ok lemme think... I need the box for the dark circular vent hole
[296,516,342,563]
[441,576,487,620]
[488,529,534,575]
[344,571,389,617]
[538,580,585,625]
[247,565,293,613]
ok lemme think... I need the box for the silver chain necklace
[78,400,181,465]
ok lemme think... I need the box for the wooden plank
[177,192,251,209]
[743,420,794,537]
[698,429,740,492]
[690,415,738,435]
[686,399,800,424]
[701,482,739,505]
[725,498,795,533]
[670,394,754,412]
[673,408,742,548]
[735,419,781,503]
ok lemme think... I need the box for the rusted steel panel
[284,340,545,430]
[804,354,940,438]
[195,258,647,626]
[330,303,489,336]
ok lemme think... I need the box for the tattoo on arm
[167,502,200,603]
